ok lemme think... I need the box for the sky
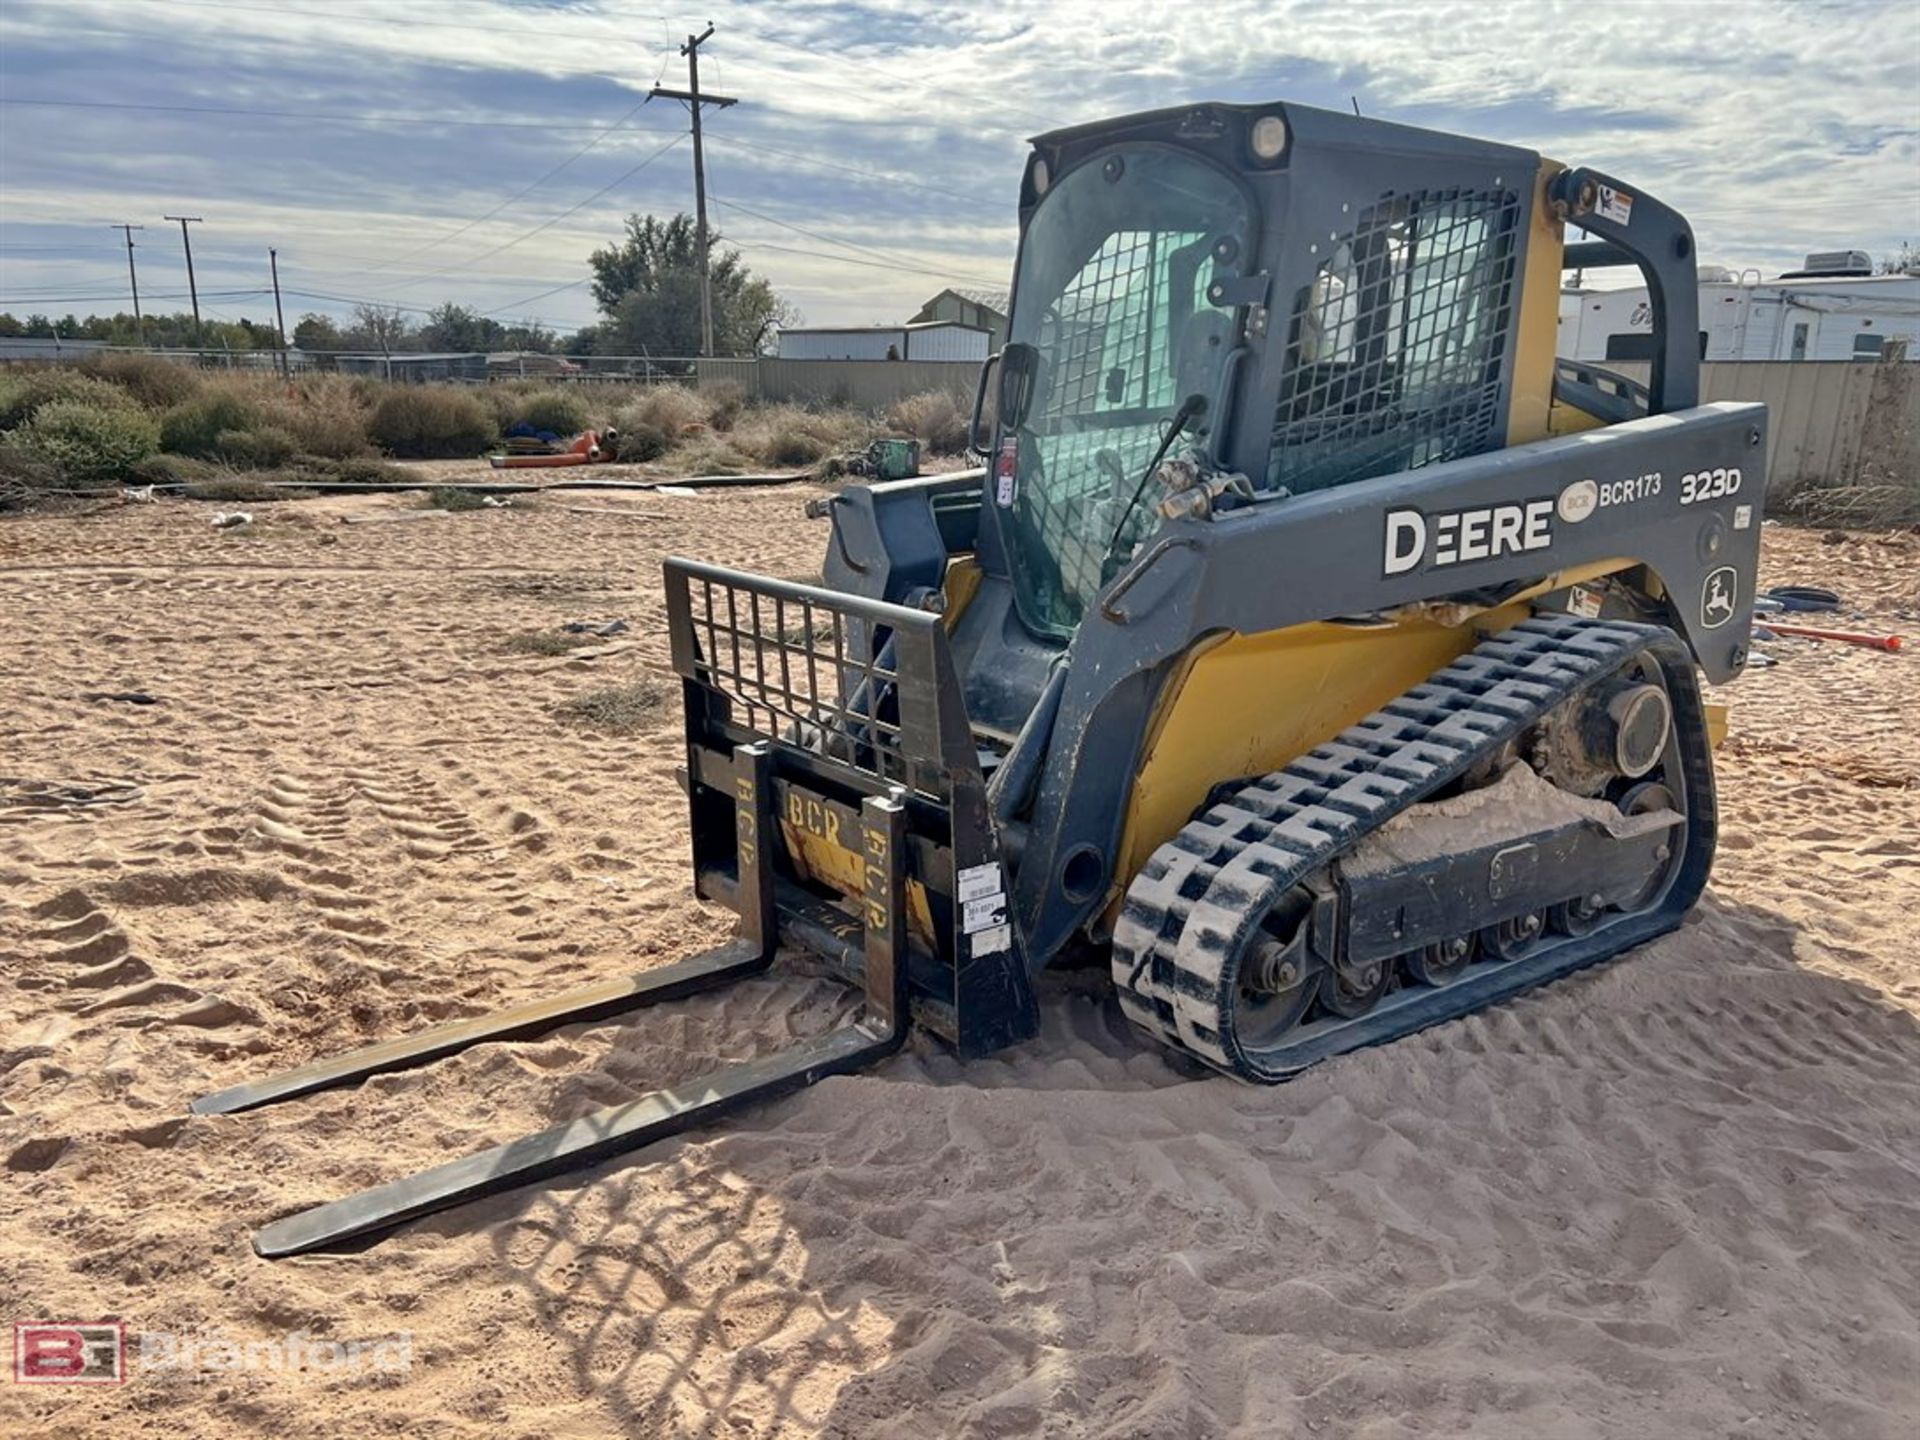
[1,0,1916,346]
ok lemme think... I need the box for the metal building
[775,321,990,363]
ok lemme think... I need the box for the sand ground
[1,487,1916,1439]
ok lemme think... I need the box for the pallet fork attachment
[215,769,909,1258]
[198,562,1032,1258]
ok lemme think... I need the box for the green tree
[498,320,557,353]
[587,213,789,356]
[418,302,505,353]
[342,303,413,353]
[292,313,341,351]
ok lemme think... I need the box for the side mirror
[969,351,1002,455]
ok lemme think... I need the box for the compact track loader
[199,101,1764,1256]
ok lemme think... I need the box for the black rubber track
[1111,615,1717,1082]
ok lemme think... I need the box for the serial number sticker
[1733,504,1753,530]
[1597,184,1634,225]
[972,923,1012,956]
[956,863,1003,904]
[962,894,1008,934]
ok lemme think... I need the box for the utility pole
[164,215,204,345]
[110,223,145,344]
[269,247,289,378]
[650,24,736,357]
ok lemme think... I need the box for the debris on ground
[211,511,253,529]
[1755,621,1903,652]
[1764,584,1843,612]
[562,618,629,637]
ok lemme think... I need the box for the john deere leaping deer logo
[1701,565,1738,629]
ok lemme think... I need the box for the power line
[713,196,957,279]
[20,0,673,45]
[346,133,687,297]
[481,276,592,317]
[325,96,657,283]
[0,97,677,135]
[12,0,1050,132]
[703,133,997,207]
[0,98,1003,214]
[0,290,269,306]
[728,240,1005,288]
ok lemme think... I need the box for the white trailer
[1560,254,1920,363]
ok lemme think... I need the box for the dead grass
[1780,482,1920,530]
[427,486,492,512]
[480,572,622,602]
[501,628,594,657]
[553,678,667,735]
[660,435,756,475]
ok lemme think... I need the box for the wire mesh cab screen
[1268,187,1521,495]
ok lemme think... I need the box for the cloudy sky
[1,0,1915,344]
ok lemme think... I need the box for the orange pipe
[1761,622,1903,652]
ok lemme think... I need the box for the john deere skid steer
[198,101,1763,1256]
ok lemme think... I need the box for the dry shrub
[619,385,709,437]
[367,386,497,459]
[158,388,267,459]
[554,678,666,735]
[266,375,373,458]
[0,368,131,431]
[503,387,592,436]
[128,452,220,487]
[78,352,203,410]
[0,436,65,509]
[215,425,301,469]
[886,389,970,454]
[730,403,872,468]
[702,379,745,431]
[614,420,671,462]
[17,400,160,484]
